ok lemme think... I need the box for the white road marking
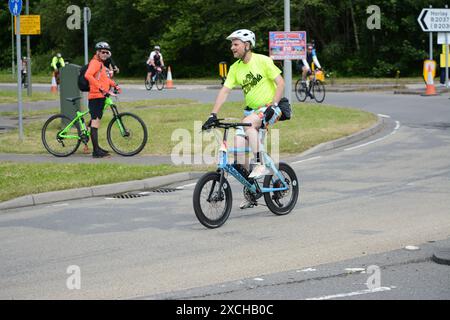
[178,183,197,189]
[345,268,366,273]
[306,286,393,300]
[292,156,322,165]
[345,121,401,151]
[378,114,391,118]
[297,268,317,273]
[48,203,69,207]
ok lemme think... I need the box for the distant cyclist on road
[50,52,65,84]
[300,43,322,84]
[146,45,165,85]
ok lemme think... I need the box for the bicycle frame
[58,96,127,140]
[57,110,90,139]
[213,126,289,195]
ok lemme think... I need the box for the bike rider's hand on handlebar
[202,113,218,130]
[263,105,281,127]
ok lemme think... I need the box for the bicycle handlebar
[203,119,252,131]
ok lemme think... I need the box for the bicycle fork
[110,104,128,137]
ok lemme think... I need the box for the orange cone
[422,63,438,96]
[166,66,175,89]
[50,73,58,94]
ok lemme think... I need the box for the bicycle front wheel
[295,79,307,102]
[263,162,299,215]
[155,73,165,91]
[42,114,81,157]
[313,80,326,103]
[107,112,148,156]
[193,172,233,228]
[145,77,152,90]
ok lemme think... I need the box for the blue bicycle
[193,119,299,228]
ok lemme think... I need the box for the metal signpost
[83,7,91,65]
[9,0,24,141]
[418,6,450,87]
[284,0,292,103]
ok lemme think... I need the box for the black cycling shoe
[92,149,111,158]
[98,146,110,155]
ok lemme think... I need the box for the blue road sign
[8,0,23,16]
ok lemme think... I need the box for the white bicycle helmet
[226,29,255,48]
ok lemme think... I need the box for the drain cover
[111,188,179,199]
[152,188,179,193]
[112,193,146,199]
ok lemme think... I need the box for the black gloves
[264,107,275,123]
[202,113,217,130]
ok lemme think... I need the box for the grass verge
[0,162,208,202]
[0,99,377,203]
[0,100,377,155]
[0,90,58,104]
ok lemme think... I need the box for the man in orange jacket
[85,41,121,158]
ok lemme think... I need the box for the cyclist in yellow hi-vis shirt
[202,29,286,209]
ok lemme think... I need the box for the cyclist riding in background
[146,45,165,84]
[85,41,122,158]
[202,29,286,210]
[51,53,65,73]
[301,43,322,84]
[51,53,65,84]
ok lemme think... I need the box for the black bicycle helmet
[95,41,111,51]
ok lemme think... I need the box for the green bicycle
[41,95,148,157]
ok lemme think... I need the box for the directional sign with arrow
[8,0,22,16]
[418,8,450,32]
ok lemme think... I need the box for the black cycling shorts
[88,98,106,120]
[147,64,162,74]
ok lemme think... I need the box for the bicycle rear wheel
[263,162,299,215]
[295,79,307,102]
[42,114,81,157]
[313,80,326,103]
[155,73,165,91]
[107,112,148,156]
[193,172,232,228]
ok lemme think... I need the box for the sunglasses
[100,50,110,55]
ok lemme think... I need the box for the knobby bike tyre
[193,172,233,229]
[107,112,148,156]
[295,79,307,102]
[41,114,81,157]
[313,80,326,103]
[155,73,165,91]
[263,162,299,215]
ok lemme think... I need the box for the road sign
[269,31,307,60]
[14,15,41,35]
[418,8,450,32]
[8,0,22,16]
